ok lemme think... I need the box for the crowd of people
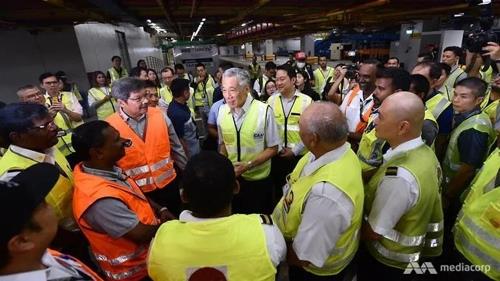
[0,41,499,281]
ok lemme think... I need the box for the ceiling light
[454,13,465,17]
[202,18,206,21]
[241,44,245,49]
[147,19,152,23]
[406,28,413,35]
[241,23,246,27]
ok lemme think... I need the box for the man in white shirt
[273,102,364,280]
[148,151,286,281]
[339,60,380,149]
[0,164,102,281]
[359,92,443,280]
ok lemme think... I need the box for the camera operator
[323,64,354,104]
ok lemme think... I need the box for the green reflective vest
[273,148,364,276]
[357,115,385,172]
[219,99,271,181]
[443,112,496,183]
[313,67,334,94]
[426,93,451,120]
[443,66,465,91]
[159,85,173,105]
[267,92,311,153]
[454,148,500,280]
[365,144,444,269]
[88,87,117,120]
[193,75,215,107]
[0,146,75,230]
[148,214,276,281]
[45,93,84,156]
[107,67,128,83]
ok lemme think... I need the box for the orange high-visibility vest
[72,164,159,281]
[107,107,176,193]
[47,249,104,281]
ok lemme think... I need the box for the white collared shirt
[291,143,356,268]
[0,250,86,281]
[339,89,373,133]
[177,210,286,267]
[368,137,422,237]
[0,145,56,181]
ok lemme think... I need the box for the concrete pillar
[265,39,273,59]
[300,34,315,56]
[439,30,464,58]
[244,42,253,58]
[397,21,423,71]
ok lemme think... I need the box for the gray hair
[306,102,348,143]
[111,77,146,101]
[222,67,251,88]
[16,84,38,98]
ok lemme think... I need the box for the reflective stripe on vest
[426,94,450,120]
[108,67,128,83]
[444,67,465,90]
[193,75,215,107]
[88,87,116,120]
[269,92,311,149]
[219,99,271,180]
[455,230,500,275]
[273,148,364,275]
[443,112,495,181]
[314,67,334,93]
[365,144,443,268]
[106,107,176,193]
[73,164,157,281]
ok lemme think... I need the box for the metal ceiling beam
[156,0,183,37]
[220,0,271,25]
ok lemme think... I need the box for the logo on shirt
[253,132,264,139]
[187,266,227,281]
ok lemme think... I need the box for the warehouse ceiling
[1,0,497,43]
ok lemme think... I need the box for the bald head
[300,102,348,144]
[385,91,424,133]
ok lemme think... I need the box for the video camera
[344,65,358,80]
[463,0,497,54]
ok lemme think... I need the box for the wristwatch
[246,160,253,170]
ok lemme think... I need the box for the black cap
[0,163,60,245]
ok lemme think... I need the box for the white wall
[74,22,163,74]
[0,27,89,103]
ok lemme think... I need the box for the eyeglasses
[44,81,59,85]
[31,120,57,130]
[128,95,147,103]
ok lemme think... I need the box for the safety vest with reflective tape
[45,93,84,156]
[108,67,128,83]
[454,148,500,280]
[0,146,75,230]
[48,249,104,281]
[443,66,465,91]
[273,148,363,275]
[249,63,262,80]
[443,112,496,183]
[73,163,158,281]
[357,115,385,172]
[268,92,311,153]
[193,75,215,107]
[425,93,451,120]
[438,85,453,101]
[424,109,438,149]
[159,85,173,105]
[219,99,271,181]
[106,107,176,193]
[483,99,499,125]
[365,144,444,269]
[88,87,117,120]
[313,66,334,94]
[148,214,276,281]
[480,87,492,110]
[480,65,493,84]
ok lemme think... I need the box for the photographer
[324,64,353,104]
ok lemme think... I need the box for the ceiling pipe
[156,0,183,36]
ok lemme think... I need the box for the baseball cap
[0,163,60,245]
[295,51,306,61]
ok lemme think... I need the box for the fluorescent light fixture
[241,23,246,27]
[147,19,152,23]
[406,28,413,35]
[454,13,465,17]
[478,0,491,5]
[202,18,206,21]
